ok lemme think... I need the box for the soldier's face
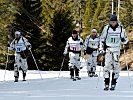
[15,34,21,39]
[72,33,78,39]
[110,21,117,27]
[91,32,97,37]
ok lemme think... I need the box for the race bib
[107,34,120,44]
[70,45,80,51]
[16,44,23,52]
[91,42,96,46]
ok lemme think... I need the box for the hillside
[120,32,133,70]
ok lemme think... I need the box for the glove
[121,38,126,42]
[63,52,67,56]
[84,50,87,55]
[7,44,10,47]
[27,45,32,50]
[8,47,13,51]
[99,50,105,56]
[80,42,83,45]
[28,47,31,50]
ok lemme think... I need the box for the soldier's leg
[92,51,98,77]
[110,52,120,90]
[103,51,113,90]
[75,54,81,79]
[69,52,75,79]
[14,55,21,82]
[21,58,28,81]
[87,54,93,76]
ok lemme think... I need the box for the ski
[73,78,76,81]
[104,85,116,91]
[110,87,115,91]
[104,87,109,91]
[75,77,81,80]
[104,85,109,91]
[70,77,81,81]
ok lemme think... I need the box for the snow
[0,67,133,100]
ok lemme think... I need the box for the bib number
[91,43,95,46]
[16,45,23,52]
[70,46,80,51]
[107,35,120,44]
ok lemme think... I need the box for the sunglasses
[110,21,117,23]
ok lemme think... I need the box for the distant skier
[99,14,128,90]
[8,31,31,82]
[63,30,83,81]
[84,29,100,77]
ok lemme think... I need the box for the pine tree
[0,0,17,68]
[97,0,111,33]
[82,0,112,36]
[119,0,133,31]
[82,0,97,37]
[91,0,104,31]
[12,0,44,70]
[39,0,74,70]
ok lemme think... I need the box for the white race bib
[16,44,23,52]
[70,45,80,51]
[107,35,120,44]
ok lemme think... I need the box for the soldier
[63,30,83,81]
[8,31,31,82]
[99,14,128,90]
[84,29,100,77]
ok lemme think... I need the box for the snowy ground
[1,66,133,100]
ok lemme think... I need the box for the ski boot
[89,68,94,77]
[89,73,93,77]
[104,85,109,91]
[110,78,117,91]
[75,67,81,80]
[14,77,18,82]
[71,76,76,81]
[110,85,116,91]
[104,78,110,91]
[14,71,19,82]
[22,72,26,81]
[92,72,98,77]
[110,73,117,90]
[93,74,98,77]
[88,71,93,77]
[75,76,81,80]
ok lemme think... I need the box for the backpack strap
[22,37,28,49]
[105,25,110,42]
[87,35,91,47]
[105,25,123,42]
[120,25,122,39]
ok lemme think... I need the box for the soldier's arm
[121,28,128,45]
[64,39,70,55]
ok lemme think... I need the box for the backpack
[103,25,123,51]
[86,35,99,54]
[14,37,31,58]
[105,25,122,40]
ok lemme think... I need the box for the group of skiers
[7,14,128,91]
[63,14,128,90]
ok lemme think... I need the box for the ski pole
[3,49,9,81]
[96,54,105,88]
[58,57,65,78]
[123,45,131,88]
[96,62,102,88]
[29,49,43,80]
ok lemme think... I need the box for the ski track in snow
[0,67,133,100]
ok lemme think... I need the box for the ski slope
[0,67,133,100]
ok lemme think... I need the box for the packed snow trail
[0,70,133,100]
